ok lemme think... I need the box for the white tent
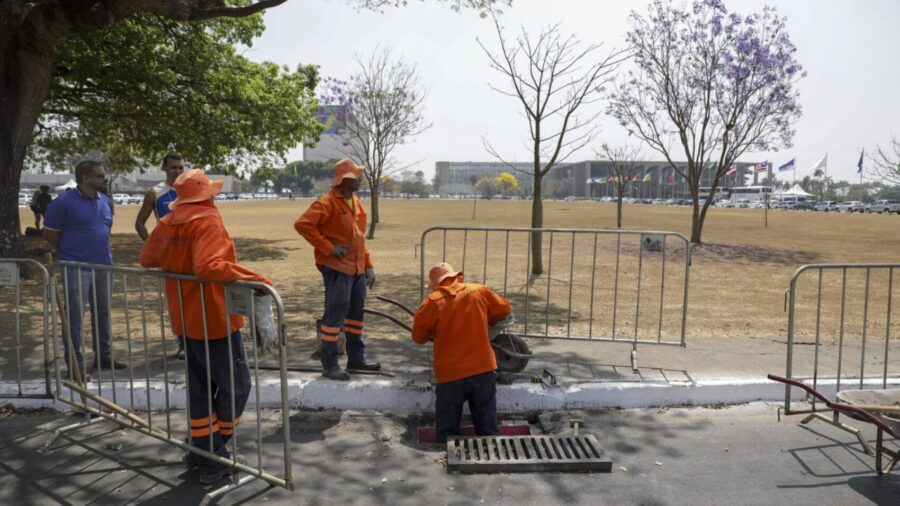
[777,184,813,197]
[54,179,76,191]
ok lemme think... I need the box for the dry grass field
[12,198,900,349]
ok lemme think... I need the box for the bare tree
[479,14,625,274]
[868,136,900,185]
[322,49,429,239]
[596,143,642,229]
[608,0,804,244]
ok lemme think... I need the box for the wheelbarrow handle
[376,295,415,316]
[364,308,412,332]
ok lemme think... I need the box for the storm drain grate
[446,434,612,473]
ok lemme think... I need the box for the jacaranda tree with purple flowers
[319,49,429,239]
[609,0,805,243]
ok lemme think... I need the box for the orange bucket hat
[428,262,462,289]
[168,169,224,209]
[331,158,365,187]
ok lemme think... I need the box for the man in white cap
[294,158,379,380]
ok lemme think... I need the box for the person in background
[43,161,126,378]
[411,262,511,444]
[29,185,53,230]
[135,152,186,357]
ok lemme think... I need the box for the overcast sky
[245,0,900,183]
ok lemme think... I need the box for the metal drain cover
[447,434,612,473]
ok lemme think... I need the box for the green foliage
[277,160,331,195]
[31,13,322,174]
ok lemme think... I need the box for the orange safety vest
[139,201,272,340]
[294,188,373,276]
[411,279,511,383]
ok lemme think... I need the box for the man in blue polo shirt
[43,160,126,377]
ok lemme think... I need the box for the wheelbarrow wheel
[491,333,531,373]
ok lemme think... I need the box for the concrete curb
[4,377,900,415]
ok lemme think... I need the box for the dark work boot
[320,340,350,380]
[346,332,380,371]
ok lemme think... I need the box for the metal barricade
[782,263,900,451]
[0,259,52,399]
[47,261,293,501]
[419,227,691,369]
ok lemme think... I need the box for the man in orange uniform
[295,158,379,380]
[139,169,272,484]
[412,262,511,444]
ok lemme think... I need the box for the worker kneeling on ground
[139,169,272,485]
[412,262,512,444]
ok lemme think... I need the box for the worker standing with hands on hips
[412,262,512,444]
[294,158,379,381]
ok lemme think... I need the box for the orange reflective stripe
[190,414,218,427]
[320,324,341,334]
[190,422,220,437]
[220,428,233,436]
[345,327,363,335]
[319,332,339,342]
[219,417,241,428]
[344,319,363,327]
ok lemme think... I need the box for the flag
[633,175,641,182]
[809,154,827,173]
[857,149,864,175]
[755,162,768,173]
[667,173,675,185]
[643,173,652,182]
[726,165,737,176]
[778,159,795,172]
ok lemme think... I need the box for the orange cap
[428,262,462,289]
[168,169,224,209]
[331,158,365,187]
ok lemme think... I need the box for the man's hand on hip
[331,244,349,257]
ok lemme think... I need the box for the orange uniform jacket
[139,202,272,341]
[411,280,511,383]
[294,188,373,276]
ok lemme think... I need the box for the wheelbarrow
[365,295,533,374]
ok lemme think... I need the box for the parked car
[752,201,767,209]
[735,199,750,208]
[864,200,900,214]
[814,201,839,212]
[112,193,130,205]
[839,201,864,213]
[716,199,734,208]
[791,200,816,211]
[563,196,577,202]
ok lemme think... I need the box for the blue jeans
[62,266,112,371]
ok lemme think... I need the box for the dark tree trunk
[530,174,543,275]
[616,192,623,229]
[0,23,55,258]
[366,181,379,239]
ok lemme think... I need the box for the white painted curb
[4,377,899,415]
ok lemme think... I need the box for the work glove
[365,268,376,289]
[331,244,348,258]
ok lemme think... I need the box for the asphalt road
[0,403,896,505]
